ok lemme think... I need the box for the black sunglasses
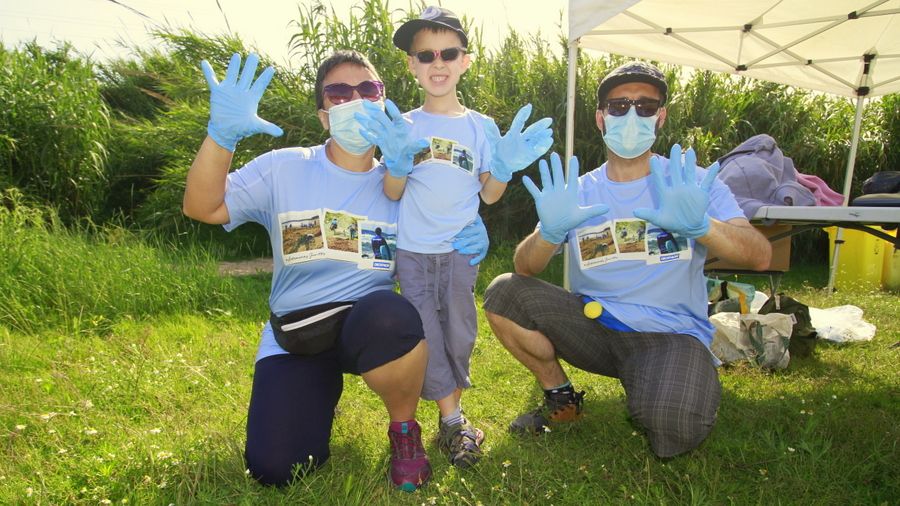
[323,80,384,104]
[605,97,661,117]
[411,47,465,64]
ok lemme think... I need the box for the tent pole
[563,40,579,291]
[826,94,865,292]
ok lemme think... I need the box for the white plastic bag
[810,305,876,343]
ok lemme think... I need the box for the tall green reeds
[0,189,232,335]
[0,42,110,221]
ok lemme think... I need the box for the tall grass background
[1,0,896,258]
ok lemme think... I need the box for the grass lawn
[1,248,897,505]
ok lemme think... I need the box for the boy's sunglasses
[605,97,662,117]
[323,80,385,104]
[411,47,466,64]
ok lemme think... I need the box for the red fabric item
[796,173,844,206]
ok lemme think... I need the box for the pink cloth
[796,173,844,206]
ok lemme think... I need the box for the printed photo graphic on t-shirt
[280,211,326,263]
[575,219,691,269]
[412,136,477,175]
[280,209,389,266]
[359,220,397,271]
[324,209,365,261]
[614,219,648,259]
[576,221,618,268]
[646,226,692,264]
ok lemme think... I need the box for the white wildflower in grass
[148,428,161,435]
[84,428,98,436]
[502,460,512,468]
[58,448,67,454]
[156,451,173,460]
[26,487,33,497]
[48,429,56,434]
[35,378,43,383]
[15,424,26,431]
[39,412,57,421]
[82,400,94,409]
[787,447,796,453]
[632,431,638,436]
[832,395,837,399]
[100,499,112,505]
[800,410,806,414]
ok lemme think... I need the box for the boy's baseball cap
[596,61,668,107]
[393,6,468,53]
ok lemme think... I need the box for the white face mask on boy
[326,99,382,155]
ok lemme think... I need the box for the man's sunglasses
[411,47,466,64]
[605,97,662,117]
[323,80,385,104]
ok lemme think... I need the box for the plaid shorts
[483,273,721,457]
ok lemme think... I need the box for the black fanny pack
[270,301,355,355]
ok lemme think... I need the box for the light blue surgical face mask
[326,99,380,155]
[602,107,658,159]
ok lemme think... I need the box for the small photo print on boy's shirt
[575,221,618,268]
[412,136,477,175]
[280,210,326,263]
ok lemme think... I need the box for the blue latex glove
[356,99,429,178]
[452,214,489,265]
[482,104,554,183]
[633,144,720,239]
[522,152,610,244]
[201,53,283,152]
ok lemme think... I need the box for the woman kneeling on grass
[182,50,488,491]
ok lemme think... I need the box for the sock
[544,381,574,399]
[389,419,418,434]
[440,407,464,427]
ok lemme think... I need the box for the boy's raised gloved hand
[200,53,283,152]
[523,152,609,245]
[356,99,429,178]
[633,144,719,239]
[482,104,554,183]
[452,214,490,266]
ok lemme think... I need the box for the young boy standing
[357,6,553,468]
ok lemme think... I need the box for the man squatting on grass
[484,62,773,457]
[182,50,488,491]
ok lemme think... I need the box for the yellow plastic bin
[825,227,885,290]
[882,230,900,291]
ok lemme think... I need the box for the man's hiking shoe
[437,417,485,468]
[388,420,431,492]
[509,390,585,435]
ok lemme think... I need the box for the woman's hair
[314,50,381,110]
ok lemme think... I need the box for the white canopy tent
[564,0,900,290]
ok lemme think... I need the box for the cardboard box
[705,224,792,272]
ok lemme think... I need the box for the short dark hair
[314,50,381,110]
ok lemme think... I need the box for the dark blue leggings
[244,290,424,486]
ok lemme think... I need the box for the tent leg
[563,40,578,291]
[826,95,865,293]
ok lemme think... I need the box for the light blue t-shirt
[396,108,493,253]
[565,156,745,347]
[223,144,399,361]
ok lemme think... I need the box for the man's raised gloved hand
[522,152,609,245]
[633,144,720,239]
[201,53,283,152]
[481,104,554,183]
[356,99,429,178]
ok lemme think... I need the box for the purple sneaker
[388,420,431,492]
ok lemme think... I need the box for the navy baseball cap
[596,61,668,108]
[393,6,468,53]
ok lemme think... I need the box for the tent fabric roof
[569,0,900,98]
